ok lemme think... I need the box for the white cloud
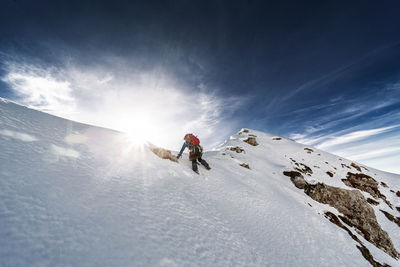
[2,63,76,116]
[288,133,306,140]
[343,147,400,161]
[1,59,245,150]
[315,125,399,150]
[326,134,400,174]
[292,124,400,174]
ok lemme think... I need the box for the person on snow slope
[177,133,211,173]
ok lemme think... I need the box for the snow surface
[1,98,399,266]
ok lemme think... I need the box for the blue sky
[1,0,400,173]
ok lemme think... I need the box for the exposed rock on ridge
[342,172,393,209]
[243,136,259,146]
[283,171,399,260]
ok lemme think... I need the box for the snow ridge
[1,99,400,266]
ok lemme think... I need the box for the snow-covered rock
[1,98,399,266]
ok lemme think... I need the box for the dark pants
[192,157,210,172]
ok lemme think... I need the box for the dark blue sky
[1,0,400,172]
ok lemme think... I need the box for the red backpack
[185,133,200,146]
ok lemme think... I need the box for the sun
[123,129,149,147]
[118,114,158,147]
[110,106,176,149]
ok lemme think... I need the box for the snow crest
[1,100,400,266]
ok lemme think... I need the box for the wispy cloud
[291,121,400,174]
[2,63,76,116]
[327,133,400,174]
[315,125,400,150]
[1,57,247,149]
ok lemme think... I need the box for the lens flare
[117,113,158,148]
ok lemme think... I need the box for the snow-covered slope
[1,98,400,266]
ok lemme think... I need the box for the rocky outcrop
[380,210,400,228]
[342,172,380,198]
[289,158,313,175]
[240,163,250,169]
[305,183,398,258]
[367,198,380,206]
[326,171,334,177]
[238,129,249,134]
[243,136,259,146]
[228,146,245,153]
[296,163,313,175]
[283,171,399,260]
[324,212,388,267]
[341,163,351,169]
[351,162,362,172]
[380,182,388,188]
[283,171,307,189]
[342,172,393,209]
[272,137,282,140]
[304,148,314,154]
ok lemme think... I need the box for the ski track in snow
[0,99,400,266]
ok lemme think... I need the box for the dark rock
[396,191,400,197]
[367,198,380,206]
[240,163,250,169]
[356,245,388,267]
[228,146,245,153]
[294,163,313,176]
[326,171,334,177]
[324,212,389,267]
[304,148,314,154]
[380,210,400,228]
[361,166,369,171]
[283,171,307,189]
[304,183,398,258]
[351,162,362,172]
[243,136,259,146]
[272,137,282,140]
[238,129,249,135]
[342,172,393,209]
[284,170,399,259]
[341,163,351,169]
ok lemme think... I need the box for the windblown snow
[1,98,400,266]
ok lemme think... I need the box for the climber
[177,133,211,174]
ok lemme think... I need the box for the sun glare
[124,130,149,147]
[118,114,159,147]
